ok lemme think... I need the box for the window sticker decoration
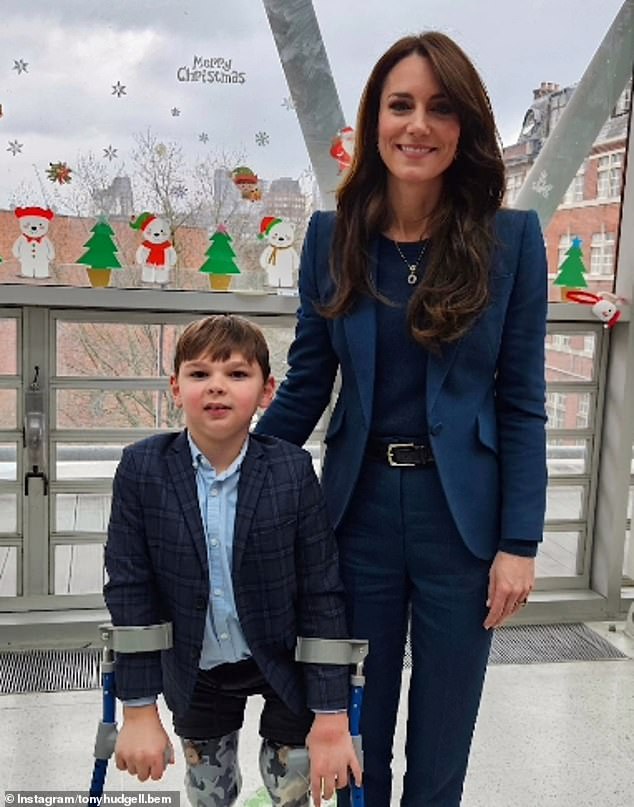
[76,218,123,288]
[130,212,177,287]
[13,206,55,279]
[231,166,262,201]
[199,224,241,291]
[176,56,246,85]
[255,131,270,147]
[103,146,118,162]
[330,126,355,173]
[553,237,588,300]
[258,216,299,292]
[0,8,315,292]
[46,161,72,184]
[565,290,623,328]
[12,59,28,75]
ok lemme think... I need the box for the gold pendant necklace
[393,239,428,285]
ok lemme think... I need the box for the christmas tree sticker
[553,236,588,300]
[199,224,240,291]
[77,219,123,288]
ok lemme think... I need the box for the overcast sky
[0,0,627,211]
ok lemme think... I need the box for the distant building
[503,79,631,296]
[262,177,306,225]
[91,175,134,219]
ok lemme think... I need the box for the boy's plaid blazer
[104,430,349,718]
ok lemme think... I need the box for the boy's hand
[115,704,174,782]
[306,713,362,806]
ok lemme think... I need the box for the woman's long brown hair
[323,32,505,349]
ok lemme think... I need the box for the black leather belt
[365,439,435,467]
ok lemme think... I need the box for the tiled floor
[1,622,633,806]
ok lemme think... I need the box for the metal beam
[514,0,634,227]
[262,0,346,209]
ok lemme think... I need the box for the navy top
[370,234,430,440]
[370,234,537,558]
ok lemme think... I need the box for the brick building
[503,79,631,299]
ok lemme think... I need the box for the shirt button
[220,633,228,640]
[210,539,218,547]
[211,488,219,497]
[213,588,223,596]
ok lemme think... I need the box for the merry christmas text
[177,55,246,84]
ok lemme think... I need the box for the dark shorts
[172,658,313,746]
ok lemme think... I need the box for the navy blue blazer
[256,209,548,560]
[104,430,349,718]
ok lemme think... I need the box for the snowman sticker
[13,206,55,279]
[258,216,299,291]
[129,211,177,286]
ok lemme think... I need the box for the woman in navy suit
[257,31,548,806]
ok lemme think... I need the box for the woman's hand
[484,551,534,629]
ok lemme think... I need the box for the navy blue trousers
[336,461,493,807]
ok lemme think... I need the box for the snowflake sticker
[7,140,23,156]
[199,132,209,143]
[47,161,73,184]
[171,107,181,117]
[111,81,126,97]
[12,59,28,75]
[103,145,118,161]
[281,96,295,111]
[255,131,270,147]
[172,184,188,199]
[531,169,553,199]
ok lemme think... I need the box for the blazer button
[195,596,207,610]
[430,422,443,436]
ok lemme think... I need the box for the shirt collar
[187,431,249,480]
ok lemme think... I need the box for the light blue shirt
[189,433,252,669]
[123,433,250,707]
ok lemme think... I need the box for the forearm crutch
[295,637,369,807]
[89,622,173,802]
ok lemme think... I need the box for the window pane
[0,391,18,429]
[0,495,17,532]
[0,444,17,481]
[55,444,124,480]
[0,547,18,596]
[55,389,178,429]
[547,439,589,476]
[546,485,585,521]
[55,494,111,533]
[54,544,105,595]
[545,332,596,382]
[546,392,592,429]
[0,319,18,374]
[538,532,582,577]
[57,322,164,377]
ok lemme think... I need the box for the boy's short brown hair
[173,315,271,380]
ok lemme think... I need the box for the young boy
[104,314,361,807]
